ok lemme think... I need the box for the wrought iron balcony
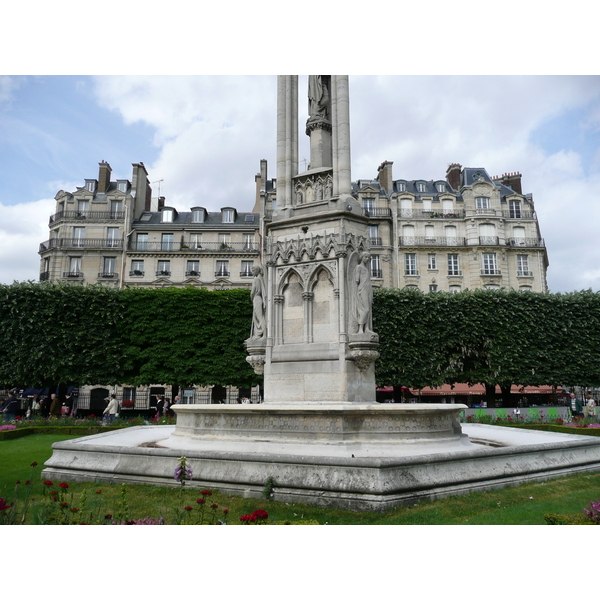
[240,271,253,277]
[501,210,535,219]
[156,270,171,277]
[479,236,499,245]
[129,241,259,252]
[40,238,123,251]
[517,270,534,277]
[129,270,145,277]
[447,270,463,277]
[506,238,545,247]
[363,207,392,218]
[370,269,383,279]
[475,208,497,216]
[481,269,502,276]
[399,236,466,247]
[185,270,201,277]
[398,209,465,219]
[215,270,230,277]
[62,272,83,279]
[49,210,124,224]
[97,272,118,279]
[369,237,383,247]
[404,270,420,276]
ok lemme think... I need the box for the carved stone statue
[308,75,329,119]
[353,252,373,335]
[250,265,266,339]
[324,178,333,199]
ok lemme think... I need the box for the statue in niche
[353,252,374,335]
[296,189,304,204]
[308,75,330,119]
[315,180,323,201]
[250,265,266,339]
[324,178,333,199]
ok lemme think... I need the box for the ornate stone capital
[305,118,332,136]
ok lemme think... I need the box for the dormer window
[397,182,406,192]
[222,208,235,223]
[192,208,205,223]
[117,181,128,193]
[161,208,174,223]
[436,182,446,193]
[416,182,426,193]
[85,180,97,193]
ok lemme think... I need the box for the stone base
[41,407,600,512]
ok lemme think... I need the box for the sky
[2,73,599,293]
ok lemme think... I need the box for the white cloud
[0,199,55,284]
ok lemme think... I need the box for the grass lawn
[1,433,599,524]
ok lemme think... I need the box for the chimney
[497,172,522,195]
[446,163,462,191]
[376,160,394,193]
[131,162,152,215]
[158,196,165,210]
[98,161,112,193]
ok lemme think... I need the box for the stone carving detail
[294,175,333,206]
[245,353,265,375]
[348,347,380,372]
[351,251,374,336]
[249,265,266,339]
[308,75,330,120]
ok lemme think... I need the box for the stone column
[302,291,314,343]
[331,75,352,198]
[276,76,298,210]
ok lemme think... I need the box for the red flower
[252,509,269,520]
[95,490,102,494]
[196,498,206,505]
[43,480,54,487]
[30,462,38,467]
[184,506,193,511]
[60,502,69,508]
[59,482,69,489]
[210,503,219,509]
[104,514,112,520]
[25,480,31,485]
[200,490,212,496]
[50,490,58,496]
[70,507,79,513]
[239,514,251,522]
[0,498,14,511]
[223,508,229,515]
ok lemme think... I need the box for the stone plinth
[171,403,466,445]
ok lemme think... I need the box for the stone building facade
[254,159,548,294]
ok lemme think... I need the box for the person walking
[49,393,61,418]
[103,394,119,424]
[583,395,596,420]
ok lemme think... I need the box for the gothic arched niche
[311,266,335,342]
[281,269,304,344]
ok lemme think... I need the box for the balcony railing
[502,210,535,219]
[40,238,123,251]
[447,270,463,277]
[215,271,230,277]
[97,272,118,279]
[506,238,545,247]
[370,269,383,279]
[62,272,83,279]
[363,208,392,218]
[475,208,497,216]
[369,237,383,247]
[129,241,259,252]
[185,270,201,277]
[156,270,171,277]
[517,271,534,277]
[398,209,465,219]
[39,271,50,281]
[49,210,125,224]
[479,236,499,245]
[240,271,253,277]
[481,269,502,276]
[404,270,419,276]
[129,270,145,277]
[399,236,466,247]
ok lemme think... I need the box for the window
[428,254,437,270]
[107,227,120,248]
[362,198,374,213]
[192,209,204,223]
[445,225,458,245]
[241,260,254,277]
[85,180,96,192]
[424,225,435,240]
[77,200,89,215]
[442,199,454,214]
[400,198,412,217]
[117,181,128,193]
[161,209,173,223]
[157,260,171,276]
[243,233,255,250]
[402,224,415,244]
[447,254,460,276]
[102,257,116,276]
[479,223,496,245]
[422,199,432,212]
[161,233,174,251]
[476,197,491,211]
[69,257,82,275]
[482,253,498,275]
[404,253,418,276]
[368,225,380,245]
[517,255,531,276]
[370,255,382,278]
[218,233,231,248]
[449,285,462,293]
[216,260,229,277]
[429,284,438,292]
[73,227,85,247]
[512,226,526,246]
[417,182,426,193]
[182,389,195,404]
[245,215,255,222]
[110,201,121,217]
[190,233,202,249]
[131,260,144,276]
[222,209,234,223]
[436,182,446,193]
[186,260,200,276]
[397,182,406,192]
[136,233,148,250]
[509,200,522,218]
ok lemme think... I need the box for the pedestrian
[103,394,119,424]
[583,395,596,419]
[156,395,165,417]
[49,393,61,418]
[2,391,20,421]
